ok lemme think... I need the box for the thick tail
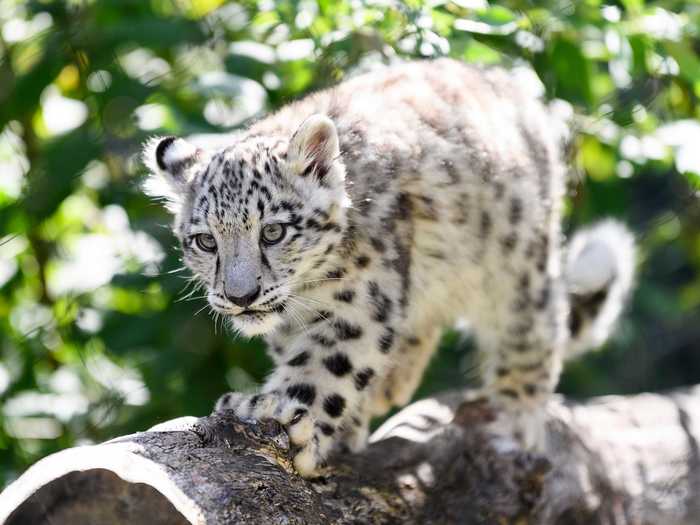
[564,220,636,358]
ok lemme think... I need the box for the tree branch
[2,387,699,524]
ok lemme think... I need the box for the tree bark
[2,387,699,524]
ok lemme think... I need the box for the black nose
[225,285,261,308]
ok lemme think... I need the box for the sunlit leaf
[580,135,616,181]
[663,41,700,85]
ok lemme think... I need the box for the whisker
[280,302,301,333]
[164,266,188,275]
[293,303,309,335]
[176,279,204,302]
[283,300,308,335]
[300,277,347,284]
[175,293,209,303]
[0,234,19,247]
[287,295,313,313]
[291,292,365,318]
[149,266,189,278]
[290,294,335,309]
[177,278,198,294]
[288,294,328,314]
[285,277,348,287]
[287,296,331,325]
[289,302,308,334]
[194,303,210,317]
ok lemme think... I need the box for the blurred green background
[1,0,699,487]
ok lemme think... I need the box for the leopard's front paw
[215,391,324,477]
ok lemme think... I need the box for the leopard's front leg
[216,312,396,477]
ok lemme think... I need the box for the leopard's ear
[142,136,202,207]
[287,114,340,180]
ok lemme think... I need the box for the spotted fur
[143,59,635,476]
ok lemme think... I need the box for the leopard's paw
[215,391,324,477]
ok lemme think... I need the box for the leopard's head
[143,115,350,336]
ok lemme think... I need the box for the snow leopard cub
[143,58,635,476]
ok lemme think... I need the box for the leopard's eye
[261,223,286,245]
[194,233,217,252]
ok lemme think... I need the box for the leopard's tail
[564,220,636,358]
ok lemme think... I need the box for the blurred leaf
[0,34,66,129]
[24,128,101,222]
[186,0,227,19]
[476,6,517,26]
[74,18,207,51]
[580,135,616,181]
[620,0,645,14]
[663,41,700,84]
[549,38,594,107]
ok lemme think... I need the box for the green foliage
[1,0,699,486]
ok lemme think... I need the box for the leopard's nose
[224,285,261,308]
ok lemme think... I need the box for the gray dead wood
[2,387,700,525]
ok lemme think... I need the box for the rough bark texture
[2,387,700,524]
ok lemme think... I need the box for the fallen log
[2,387,699,524]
